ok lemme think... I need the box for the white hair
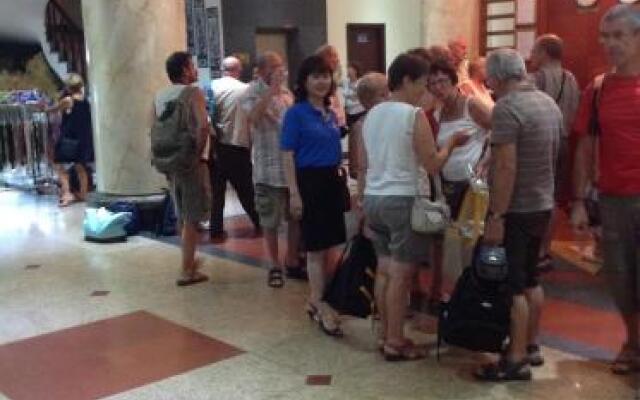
[602,4,640,31]
[486,48,527,82]
[222,56,242,72]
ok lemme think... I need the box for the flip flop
[176,271,209,286]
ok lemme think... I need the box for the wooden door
[346,24,386,74]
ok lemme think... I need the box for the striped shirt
[491,83,562,213]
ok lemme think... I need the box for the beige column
[82,0,186,195]
[422,0,481,58]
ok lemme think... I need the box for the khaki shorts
[168,162,211,225]
[255,184,289,230]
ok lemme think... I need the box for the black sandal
[611,346,640,375]
[285,265,308,280]
[267,268,285,288]
[474,358,532,381]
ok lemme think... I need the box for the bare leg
[385,260,415,346]
[181,222,199,274]
[375,257,391,343]
[285,221,301,267]
[307,250,326,304]
[74,163,89,201]
[54,163,74,206]
[508,294,529,363]
[524,285,544,345]
[263,228,280,269]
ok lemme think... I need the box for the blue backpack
[84,208,132,243]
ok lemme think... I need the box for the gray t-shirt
[491,83,562,213]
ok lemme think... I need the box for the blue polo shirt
[281,100,342,168]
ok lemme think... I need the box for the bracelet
[487,211,505,220]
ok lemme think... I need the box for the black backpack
[323,232,378,318]
[437,265,512,358]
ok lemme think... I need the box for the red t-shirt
[573,74,640,196]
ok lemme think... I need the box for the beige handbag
[411,173,451,234]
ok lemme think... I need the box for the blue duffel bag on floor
[106,201,141,235]
[83,207,132,243]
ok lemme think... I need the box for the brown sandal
[382,339,428,362]
[176,271,209,286]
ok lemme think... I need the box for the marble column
[82,0,187,195]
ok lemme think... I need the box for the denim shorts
[363,195,431,264]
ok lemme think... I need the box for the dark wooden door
[538,0,616,88]
[346,24,386,74]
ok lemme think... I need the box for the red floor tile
[540,298,625,354]
[0,311,243,400]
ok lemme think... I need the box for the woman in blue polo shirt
[282,55,346,337]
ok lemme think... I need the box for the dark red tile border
[0,311,243,400]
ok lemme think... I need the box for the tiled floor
[0,188,638,400]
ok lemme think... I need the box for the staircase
[43,0,86,82]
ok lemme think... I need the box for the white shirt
[211,76,249,146]
[436,98,487,181]
[363,101,421,196]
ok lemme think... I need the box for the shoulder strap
[433,173,445,202]
[555,70,567,103]
[589,74,607,137]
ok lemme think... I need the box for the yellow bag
[442,184,489,282]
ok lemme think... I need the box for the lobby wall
[220,0,327,81]
[326,0,423,72]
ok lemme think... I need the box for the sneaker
[527,344,544,367]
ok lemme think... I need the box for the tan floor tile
[105,354,302,400]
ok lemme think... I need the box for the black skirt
[297,166,347,252]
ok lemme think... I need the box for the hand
[268,69,286,93]
[289,192,303,221]
[449,130,471,149]
[570,201,589,234]
[59,96,73,112]
[483,217,504,246]
[474,161,489,179]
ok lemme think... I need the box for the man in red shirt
[571,4,640,375]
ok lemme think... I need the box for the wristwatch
[487,211,505,221]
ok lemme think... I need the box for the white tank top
[363,102,421,196]
[436,98,487,181]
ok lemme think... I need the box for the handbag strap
[415,171,446,202]
[432,173,446,202]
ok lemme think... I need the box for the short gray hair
[602,4,640,31]
[486,48,527,82]
[256,51,281,71]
